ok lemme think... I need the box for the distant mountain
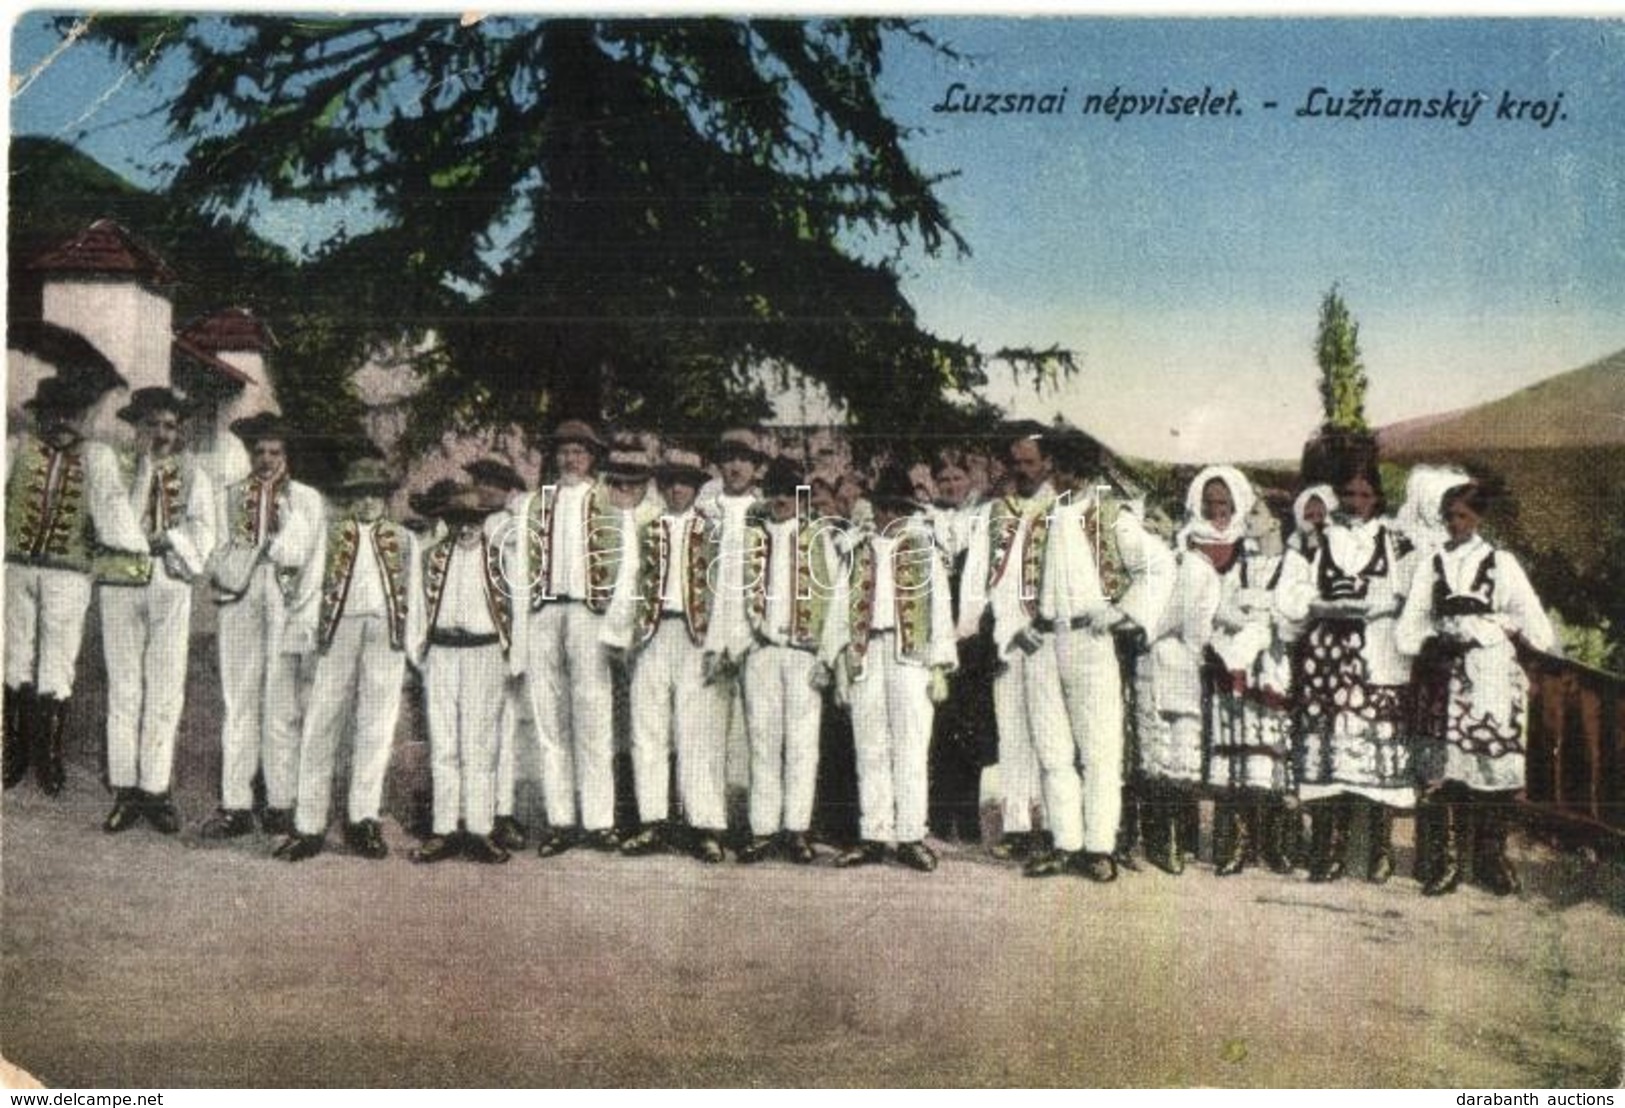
[1377,350,1625,456]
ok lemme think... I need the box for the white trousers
[629,619,729,831]
[424,643,506,836]
[742,646,822,835]
[494,680,531,820]
[294,616,405,835]
[990,645,1062,838]
[5,565,92,698]
[101,572,192,793]
[1054,625,1125,854]
[217,567,312,810]
[525,603,615,830]
[848,638,934,844]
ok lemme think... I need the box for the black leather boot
[1473,792,1521,896]
[1308,799,1349,883]
[1367,801,1395,884]
[3,685,32,789]
[1413,792,1443,887]
[1259,798,1296,875]
[1213,793,1246,877]
[1144,783,1183,875]
[1113,785,1143,872]
[1422,795,1462,896]
[33,694,69,796]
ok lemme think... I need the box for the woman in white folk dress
[1278,462,1419,884]
[1139,465,1257,874]
[1396,481,1557,896]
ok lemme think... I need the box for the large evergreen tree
[71,14,1070,447]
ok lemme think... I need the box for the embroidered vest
[318,519,412,652]
[1081,495,1128,602]
[1317,525,1392,601]
[526,483,625,614]
[846,528,937,679]
[987,495,1052,619]
[228,473,287,546]
[6,436,101,575]
[631,513,720,647]
[744,519,837,651]
[423,531,514,654]
[102,452,197,586]
[1432,548,1497,618]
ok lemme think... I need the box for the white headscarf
[1394,464,1470,547]
[1177,464,1256,546]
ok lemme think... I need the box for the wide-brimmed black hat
[760,457,804,499]
[714,428,768,464]
[655,447,709,487]
[869,464,927,513]
[436,481,508,523]
[116,386,193,424]
[10,320,125,394]
[23,372,115,416]
[550,419,606,453]
[602,443,653,483]
[408,478,464,519]
[465,456,526,493]
[337,457,398,496]
[228,411,291,446]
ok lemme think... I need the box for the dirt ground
[2,624,1623,1088]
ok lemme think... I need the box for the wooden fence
[1521,646,1625,841]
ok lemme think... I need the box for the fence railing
[1520,645,1624,840]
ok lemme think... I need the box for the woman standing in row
[1398,481,1557,896]
[1279,462,1418,883]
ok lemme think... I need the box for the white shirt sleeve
[82,442,148,554]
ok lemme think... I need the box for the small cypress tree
[1316,284,1370,433]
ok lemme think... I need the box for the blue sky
[9,13,1625,461]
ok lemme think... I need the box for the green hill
[8,134,296,327]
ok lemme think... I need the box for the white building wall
[42,279,173,392]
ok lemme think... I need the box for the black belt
[868,628,896,640]
[659,610,686,621]
[1031,616,1092,633]
[429,629,500,648]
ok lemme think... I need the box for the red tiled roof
[172,334,253,388]
[27,219,176,284]
[177,307,277,353]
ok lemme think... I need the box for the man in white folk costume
[1028,430,1173,882]
[829,464,954,872]
[736,457,845,864]
[276,457,422,862]
[957,431,1057,865]
[602,446,731,863]
[202,412,325,840]
[412,481,523,863]
[5,372,149,798]
[99,387,217,835]
[517,420,639,856]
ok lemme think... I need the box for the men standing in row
[276,457,421,862]
[202,413,324,839]
[603,447,730,862]
[100,387,217,834]
[5,374,150,796]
